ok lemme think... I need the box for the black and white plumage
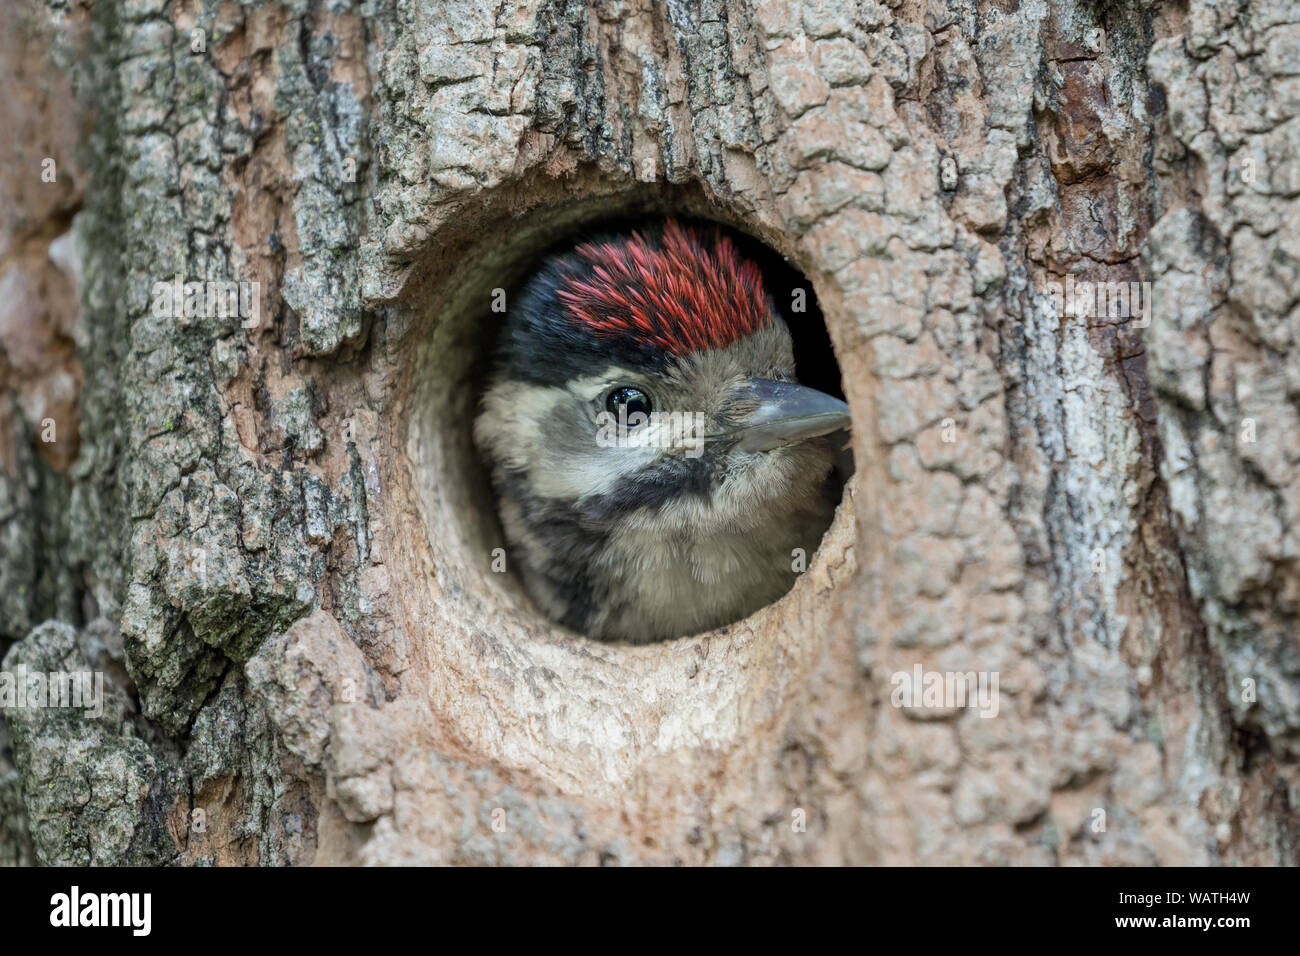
[475,220,850,643]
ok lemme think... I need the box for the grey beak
[726,378,851,452]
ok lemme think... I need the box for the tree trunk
[1,0,1296,866]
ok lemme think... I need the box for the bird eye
[605,386,653,426]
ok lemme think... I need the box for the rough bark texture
[0,0,1296,865]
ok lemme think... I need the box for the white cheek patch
[555,445,659,501]
[542,370,664,499]
[475,381,563,473]
[535,410,661,500]
[477,373,666,502]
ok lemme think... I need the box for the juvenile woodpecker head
[475,219,850,643]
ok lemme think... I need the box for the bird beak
[725,378,852,452]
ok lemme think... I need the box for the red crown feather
[556,220,774,355]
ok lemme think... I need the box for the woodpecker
[475,219,850,644]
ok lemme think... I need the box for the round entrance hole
[401,192,854,649]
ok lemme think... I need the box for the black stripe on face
[490,443,723,633]
[575,449,716,522]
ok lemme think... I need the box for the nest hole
[401,183,854,648]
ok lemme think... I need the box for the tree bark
[0,0,1296,865]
